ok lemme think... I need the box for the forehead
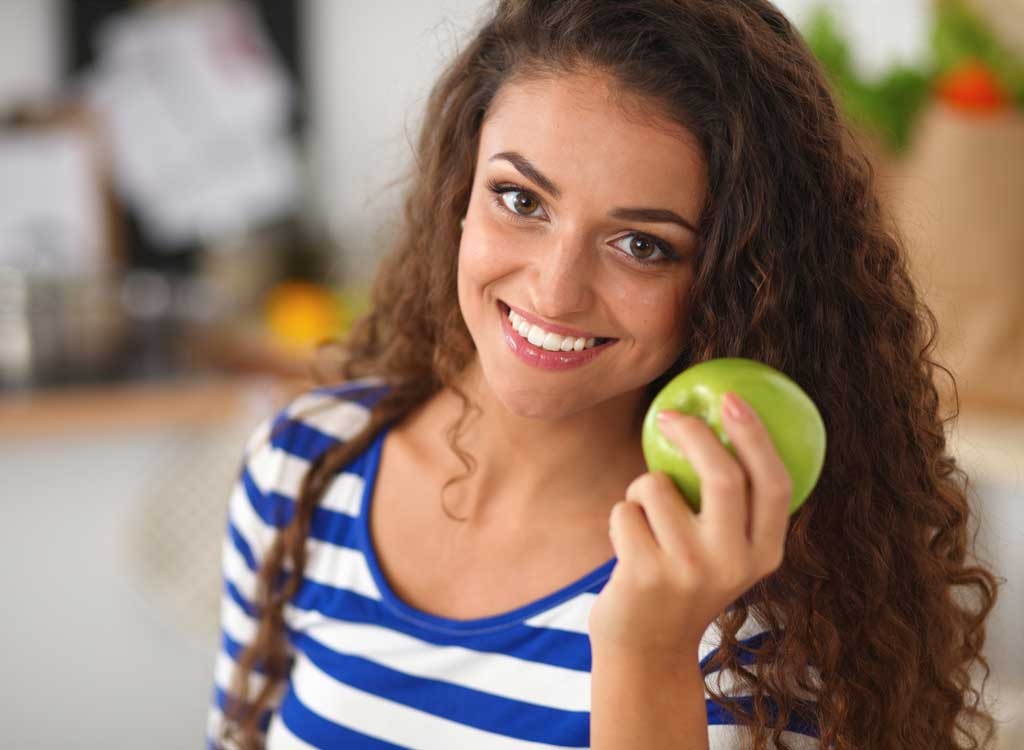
[479,71,706,209]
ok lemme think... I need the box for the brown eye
[611,232,678,266]
[630,235,656,260]
[493,186,546,218]
[512,192,538,214]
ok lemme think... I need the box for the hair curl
[223,2,1000,748]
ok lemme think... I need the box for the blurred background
[0,0,1020,747]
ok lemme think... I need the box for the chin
[485,374,582,421]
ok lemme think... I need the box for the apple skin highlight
[642,358,826,514]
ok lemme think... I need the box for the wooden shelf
[0,376,308,438]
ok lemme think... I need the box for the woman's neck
[401,361,650,529]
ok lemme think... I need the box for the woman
[208,1,999,748]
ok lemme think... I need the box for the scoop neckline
[356,424,618,636]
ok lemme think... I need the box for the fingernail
[722,392,752,422]
[656,409,678,426]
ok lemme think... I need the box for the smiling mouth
[498,300,616,350]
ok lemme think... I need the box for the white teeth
[507,307,600,351]
[540,332,560,351]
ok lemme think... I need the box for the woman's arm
[591,641,708,750]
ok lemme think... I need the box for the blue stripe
[700,630,774,672]
[289,581,595,672]
[225,579,256,618]
[277,682,410,750]
[223,631,245,662]
[267,417,341,462]
[241,467,294,528]
[294,632,591,746]
[310,381,391,408]
[706,695,819,737]
[227,521,258,571]
[238,475,363,551]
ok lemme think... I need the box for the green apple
[642,358,826,514]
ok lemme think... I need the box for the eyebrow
[488,150,699,236]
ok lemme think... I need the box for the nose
[526,229,594,319]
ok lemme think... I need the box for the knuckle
[704,470,746,496]
[609,500,631,524]
[628,562,664,591]
[625,473,659,502]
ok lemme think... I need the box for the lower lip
[498,302,615,371]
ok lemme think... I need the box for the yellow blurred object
[263,282,373,354]
[264,282,342,353]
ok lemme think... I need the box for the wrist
[590,637,704,688]
[590,637,709,750]
[590,636,702,667]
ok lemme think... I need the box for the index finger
[656,411,749,550]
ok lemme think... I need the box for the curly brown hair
[222,1,1000,748]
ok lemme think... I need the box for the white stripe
[223,536,258,601]
[285,394,373,443]
[224,540,385,639]
[707,723,818,749]
[228,480,277,561]
[304,538,381,600]
[264,450,311,500]
[244,417,273,455]
[224,500,379,607]
[246,444,290,497]
[523,592,597,634]
[206,707,226,744]
[699,616,768,663]
[243,443,313,503]
[222,593,258,646]
[319,472,364,516]
[266,712,320,750]
[283,609,590,712]
[215,650,268,697]
[290,652,579,750]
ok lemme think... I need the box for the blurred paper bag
[889,102,1024,417]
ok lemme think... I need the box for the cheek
[630,284,691,349]
[458,229,520,288]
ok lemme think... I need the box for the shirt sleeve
[206,414,295,749]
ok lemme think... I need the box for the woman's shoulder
[228,377,392,534]
[243,376,392,462]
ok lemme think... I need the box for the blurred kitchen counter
[2,373,1021,488]
[0,377,293,438]
[0,322,325,438]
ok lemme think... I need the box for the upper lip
[501,301,611,340]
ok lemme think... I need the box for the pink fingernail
[722,392,751,422]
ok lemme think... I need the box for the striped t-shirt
[207,378,819,749]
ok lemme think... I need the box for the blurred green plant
[803,0,1023,152]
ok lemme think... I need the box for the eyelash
[485,179,682,267]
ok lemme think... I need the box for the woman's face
[457,70,707,421]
